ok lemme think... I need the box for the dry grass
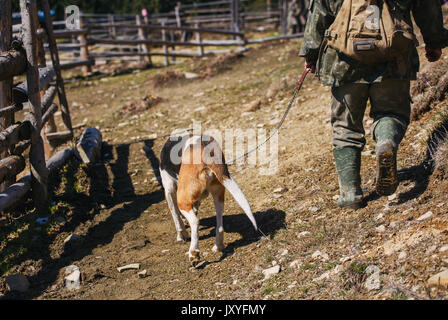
[341,261,368,292]
[118,95,163,118]
[433,138,448,180]
[429,107,448,182]
[151,70,185,87]
[191,51,245,79]
[149,51,245,87]
[411,59,448,120]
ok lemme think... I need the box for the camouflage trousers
[330,79,411,150]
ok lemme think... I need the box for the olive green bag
[324,0,418,65]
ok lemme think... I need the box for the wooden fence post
[195,23,204,57]
[19,0,49,212]
[175,2,182,28]
[161,21,169,66]
[170,30,176,63]
[36,31,53,160]
[37,28,46,68]
[42,0,73,135]
[241,5,246,32]
[108,14,116,39]
[0,0,14,191]
[136,14,151,65]
[281,0,288,36]
[175,2,187,42]
[78,15,92,75]
[230,0,241,36]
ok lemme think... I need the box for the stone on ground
[117,263,140,273]
[427,270,448,288]
[364,266,381,291]
[64,265,81,291]
[262,265,281,280]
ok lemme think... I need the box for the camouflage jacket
[299,0,447,87]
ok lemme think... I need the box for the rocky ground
[0,35,448,300]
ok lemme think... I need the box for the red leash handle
[295,67,311,91]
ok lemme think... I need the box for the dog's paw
[212,244,225,253]
[188,250,200,266]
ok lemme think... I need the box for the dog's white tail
[222,175,258,230]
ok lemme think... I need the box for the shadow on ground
[1,140,163,299]
[199,209,286,263]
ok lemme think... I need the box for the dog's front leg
[180,208,200,265]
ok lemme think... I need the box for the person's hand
[305,60,316,73]
[425,47,442,62]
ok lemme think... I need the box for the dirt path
[1,39,448,300]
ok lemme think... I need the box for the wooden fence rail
[86,23,245,37]
[0,50,27,81]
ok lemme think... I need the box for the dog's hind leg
[160,169,189,242]
[211,183,225,253]
[179,207,200,265]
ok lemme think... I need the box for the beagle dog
[159,134,258,265]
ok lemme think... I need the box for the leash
[229,68,311,240]
[226,67,311,165]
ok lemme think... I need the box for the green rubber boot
[333,147,364,209]
[374,118,406,196]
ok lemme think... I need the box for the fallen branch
[75,127,102,164]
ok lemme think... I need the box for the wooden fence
[0,0,76,213]
[51,0,306,70]
[6,1,306,74]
